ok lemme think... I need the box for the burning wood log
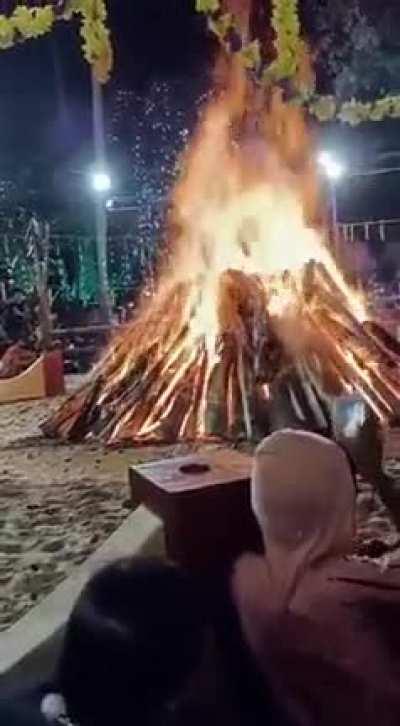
[43,58,400,447]
[43,259,400,446]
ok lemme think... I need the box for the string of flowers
[263,0,301,82]
[0,0,112,83]
[308,94,400,126]
[195,0,400,126]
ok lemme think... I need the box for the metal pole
[91,70,112,324]
[330,180,339,257]
[330,181,338,230]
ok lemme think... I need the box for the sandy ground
[0,376,195,632]
[1,376,400,632]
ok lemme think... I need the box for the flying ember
[44,58,400,446]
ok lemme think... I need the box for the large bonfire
[44,57,400,446]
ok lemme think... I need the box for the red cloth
[233,553,400,726]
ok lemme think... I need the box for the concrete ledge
[0,507,164,691]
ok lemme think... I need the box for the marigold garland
[196,0,400,126]
[0,0,112,83]
[308,94,400,125]
[264,0,301,82]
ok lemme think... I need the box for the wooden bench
[0,349,64,404]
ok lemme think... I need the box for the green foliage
[196,0,220,13]
[0,1,112,82]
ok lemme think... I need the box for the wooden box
[129,449,262,572]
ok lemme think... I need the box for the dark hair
[57,557,207,726]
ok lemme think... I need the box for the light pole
[91,71,112,325]
[318,152,345,246]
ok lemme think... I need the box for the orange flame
[99,60,374,440]
[45,56,400,446]
[160,59,365,347]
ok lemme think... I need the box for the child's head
[56,557,207,725]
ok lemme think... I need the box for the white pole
[91,70,112,324]
[329,180,340,258]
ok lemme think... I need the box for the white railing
[339,219,400,243]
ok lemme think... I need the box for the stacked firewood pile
[43,259,400,446]
[42,52,400,447]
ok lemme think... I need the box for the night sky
[0,0,400,223]
[0,1,210,211]
[0,0,208,151]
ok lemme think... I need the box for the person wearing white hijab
[232,429,400,726]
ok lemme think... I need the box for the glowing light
[91,171,112,193]
[318,151,345,180]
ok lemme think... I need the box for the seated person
[232,429,400,726]
[0,558,210,726]
[4,289,32,344]
[0,340,37,378]
[58,557,211,725]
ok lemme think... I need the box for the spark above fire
[44,59,400,446]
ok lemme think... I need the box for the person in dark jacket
[0,558,209,726]
[52,557,211,725]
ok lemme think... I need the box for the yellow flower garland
[264,0,301,82]
[308,94,400,125]
[196,0,400,126]
[0,0,112,83]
